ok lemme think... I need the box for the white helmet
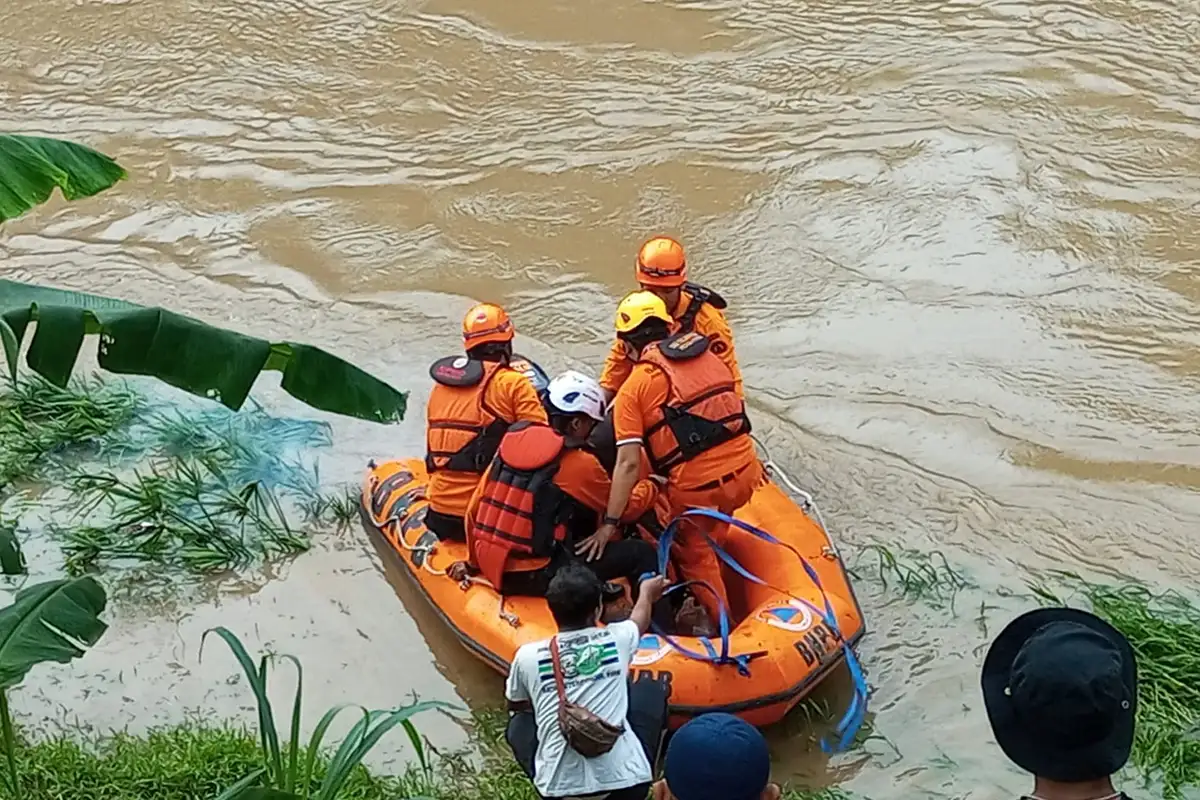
[545,370,606,422]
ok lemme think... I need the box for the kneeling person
[506,565,670,800]
[452,371,662,600]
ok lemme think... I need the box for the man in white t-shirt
[506,563,670,800]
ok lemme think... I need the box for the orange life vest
[638,330,751,475]
[424,357,512,475]
[470,422,586,589]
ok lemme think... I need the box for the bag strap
[550,636,569,705]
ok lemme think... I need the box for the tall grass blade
[214,766,269,800]
[316,702,451,800]
[276,654,303,794]
[302,704,364,795]
[201,627,283,785]
[401,719,429,774]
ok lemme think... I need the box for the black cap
[981,607,1137,783]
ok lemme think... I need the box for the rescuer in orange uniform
[598,291,763,630]
[424,303,547,543]
[447,372,664,609]
[599,237,743,401]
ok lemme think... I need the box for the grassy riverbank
[0,715,848,800]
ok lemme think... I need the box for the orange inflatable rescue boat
[360,357,867,735]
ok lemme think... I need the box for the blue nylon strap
[656,507,869,753]
[646,522,750,676]
[649,578,752,676]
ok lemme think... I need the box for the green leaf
[302,703,363,792]
[316,701,451,800]
[0,134,126,223]
[401,718,429,773]
[0,280,408,424]
[277,653,303,794]
[215,768,269,800]
[0,524,25,576]
[0,577,107,688]
[201,627,284,785]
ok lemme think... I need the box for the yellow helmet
[614,290,672,334]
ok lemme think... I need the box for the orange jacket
[425,357,548,518]
[612,331,755,491]
[465,429,661,582]
[600,284,743,398]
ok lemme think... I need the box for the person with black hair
[505,564,670,800]
[424,303,547,543]
[448,371,665,618]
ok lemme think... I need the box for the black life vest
[675,282,728,333]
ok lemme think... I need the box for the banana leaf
[0,280,407,424]
[0,576,107,689]
[0,135,126,223]
[0,525,24,576]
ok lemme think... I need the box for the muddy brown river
[3,0,1200,795]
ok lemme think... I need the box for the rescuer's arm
[598,339,633,404]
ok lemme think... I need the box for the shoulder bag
[550,635,626,758]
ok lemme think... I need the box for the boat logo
[632,634,671,666]
[757,600,815,633]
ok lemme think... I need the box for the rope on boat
[374,491,446,575]
[369,476,518,626]
[750,433,841,562]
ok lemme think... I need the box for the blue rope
[652,508,869,753]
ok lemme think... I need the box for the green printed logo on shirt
[538,638,621,684]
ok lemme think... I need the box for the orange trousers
[664,460,764,627]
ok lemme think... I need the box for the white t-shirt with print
[505,620,652,798]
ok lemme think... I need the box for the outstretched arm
[629,575,669,635]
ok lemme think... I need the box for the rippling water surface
[3,0,1199,795]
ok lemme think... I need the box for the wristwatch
[601,514,621,527]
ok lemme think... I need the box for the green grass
[0,375,362,576]
[299,483,361,530]
[849,544,970,606]
[1031,574,1200,799]
[0,725,415,800]
[0,378,139,489]
[0,700,869,800]
[57,456,311,575]
[0,715,858,800]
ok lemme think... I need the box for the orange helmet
[636,236,687,288]
[462,303,514,349]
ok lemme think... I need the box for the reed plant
[202,626,449,800]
